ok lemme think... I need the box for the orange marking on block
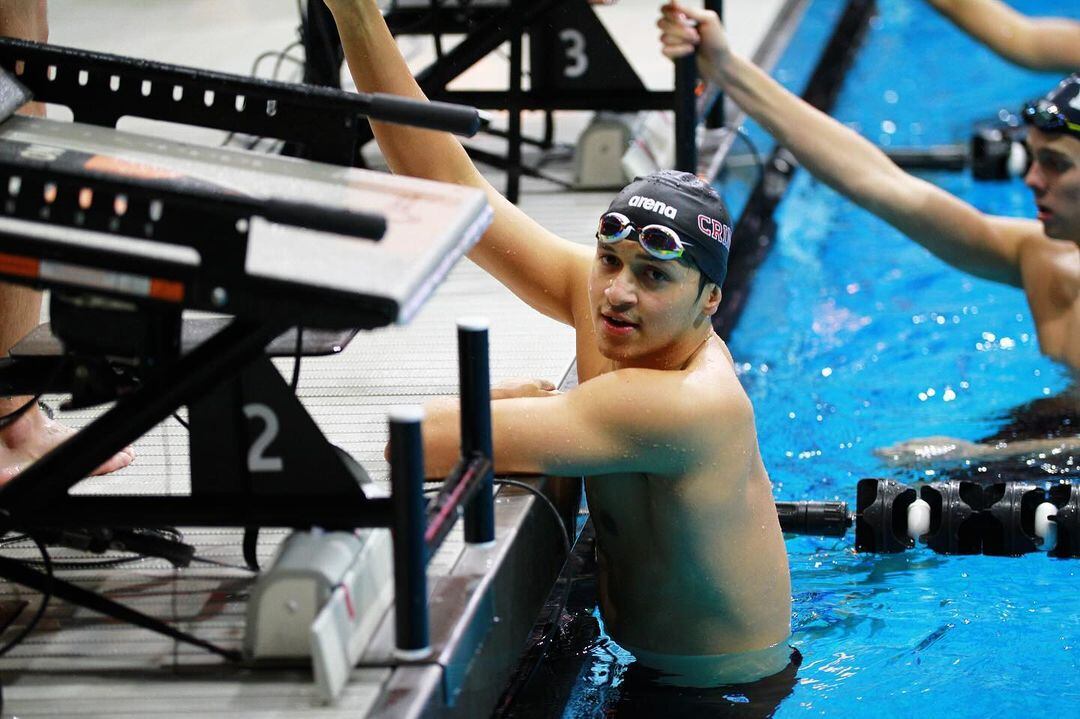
[149,277,184,302]
[85,154,183,181]
[0,252,40,278]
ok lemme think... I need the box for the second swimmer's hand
[873,436,987,466]
[658,2,730,81]
[491,378,560,401]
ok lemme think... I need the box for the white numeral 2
[244,403,284,472]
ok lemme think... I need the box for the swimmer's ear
[701,283,722,317]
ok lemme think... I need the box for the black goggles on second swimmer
[1022,98,1080,140]
[595,212,689,261]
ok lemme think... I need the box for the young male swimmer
[322,0,793,688]
[659,2,1080,466]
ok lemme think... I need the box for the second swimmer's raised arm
[926,0,1080,74]
[657,1,1031,288]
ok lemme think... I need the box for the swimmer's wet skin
[323,0,792,687]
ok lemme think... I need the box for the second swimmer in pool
[659,1,1080,470]
[323,0,793,689]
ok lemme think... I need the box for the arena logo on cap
[698,214,732,249]
[627,195,678,219]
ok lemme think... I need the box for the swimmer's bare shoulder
[592,366,743,467]
[684,339,761,478]
[1011,219,1080,366]
[586,340,759,480]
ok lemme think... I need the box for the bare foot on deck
[0,402,134,485]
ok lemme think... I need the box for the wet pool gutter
[361,476,574,719]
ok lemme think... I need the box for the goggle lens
[597,212,633,243]
[596,212,687,260]
[639,226,683,259]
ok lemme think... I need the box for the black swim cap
[605,170,733,288]
[1022,73,1080,140]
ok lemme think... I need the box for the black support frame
[0,39,496,660]
[317,0,727,199]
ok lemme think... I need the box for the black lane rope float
[778,477,1080,559]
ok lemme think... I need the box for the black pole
[301,0,344,89]
[458,318,495,544]
[704,0,725,129]
[389,406,430,656]
[674,54,698,173]
[506,1,524,203]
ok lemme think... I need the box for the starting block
[0,38,498,705]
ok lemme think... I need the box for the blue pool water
[555,0,1080,716]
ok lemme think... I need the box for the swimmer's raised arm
[657,1,1032,288]
[926,0,1080,74]
[323,0,588,325]
[415,368,751,480]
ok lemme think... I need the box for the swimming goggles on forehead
[1023,99,1080,140]
[596,212,689,261]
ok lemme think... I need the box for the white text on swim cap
[627,195,678,219]
[698,214,732,249]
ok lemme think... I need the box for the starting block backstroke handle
[366,92,485,137]
[0,36,484,171]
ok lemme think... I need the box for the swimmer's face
[588,236,720,366]
[1025,127,1080,244]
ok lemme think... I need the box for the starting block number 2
[244,403,284,472]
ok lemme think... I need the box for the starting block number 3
[244,403,284,472]
[559,29,589,78]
